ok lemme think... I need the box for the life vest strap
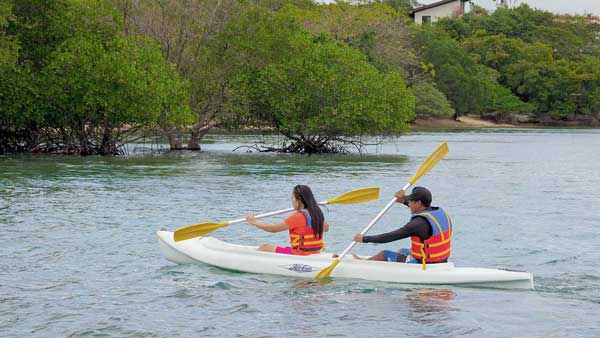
[298,240,323,246]
[411,247,451,271]
[290,234,320,239]
[291,234,317,244]
[420,246,427,270]
[291,235,323,251]
[411,247,450,259]
[411,237,450,249]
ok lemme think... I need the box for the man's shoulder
[408,215,430,226]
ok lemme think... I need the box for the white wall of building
[414,1,464,25]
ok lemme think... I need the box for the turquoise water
[1,129,599,337]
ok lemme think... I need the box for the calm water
[1,129,599,337]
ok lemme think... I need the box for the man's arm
[355,217,432,244]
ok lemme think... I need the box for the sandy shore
[412,116,519,129]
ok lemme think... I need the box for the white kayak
[157,230,534,290]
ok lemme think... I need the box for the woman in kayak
[245,185,328,255]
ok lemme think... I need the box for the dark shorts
[382,248,418,263]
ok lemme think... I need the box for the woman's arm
[323,222,329,232]
[246,215,288,233]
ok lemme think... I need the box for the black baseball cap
[404,186,432,207]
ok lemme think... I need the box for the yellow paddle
[173,187,380,242]
[314,142,449,279]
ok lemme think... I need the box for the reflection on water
[406,288,457,323]
[291,278,334,289]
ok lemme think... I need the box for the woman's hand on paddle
[245,214,258,226]
[353,233,364,243]
[395,190,406,204]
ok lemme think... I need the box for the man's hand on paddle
[353,233,364,242]
[395,189,406,204]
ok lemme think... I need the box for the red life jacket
[289,210,324,256]
[410,207,452,270]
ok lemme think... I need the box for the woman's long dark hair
[293,185,325,238]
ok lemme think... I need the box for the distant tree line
[434,4,600,122]
[1,0,598,155]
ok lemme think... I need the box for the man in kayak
[352,186,452,269]
[246,185,329,255]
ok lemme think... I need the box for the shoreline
[410,115,599,129]
[411,116,522,129]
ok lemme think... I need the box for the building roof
[585,16,600,23]
[411,0,469,14]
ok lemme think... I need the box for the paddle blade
[173,221,229,242]
[408,142,449,185]
[326,187,380,205]
[314,258,340,279]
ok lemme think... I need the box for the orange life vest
[289,210,324,256]
[410,207,452,270]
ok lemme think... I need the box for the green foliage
[463,34,553,72]
[1,0,190,154]
[218,6,414,144]
[443,3,599,60]
[8,0,122,70]
[412,82,455,117]
[434,4,600,118]
[283,2,423,82]
[418,27,531,116]
[476,5,554,40]
[0,0,27,127]
[486,80,534,116]
[253,37,415,137]
[417,29,480,114]
[4,0,600,154]
[0,66,35,130]
[252,0,316,11]
[0,0,17,66]
[42,34,191,129]
[192,4,302,124]
[376,0,415,16]
[434,17,471,41]
[502,58,599,117]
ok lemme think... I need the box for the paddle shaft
[227,199,332,226]
[335,182,411,261]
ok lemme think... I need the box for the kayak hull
[157,230,534,290]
